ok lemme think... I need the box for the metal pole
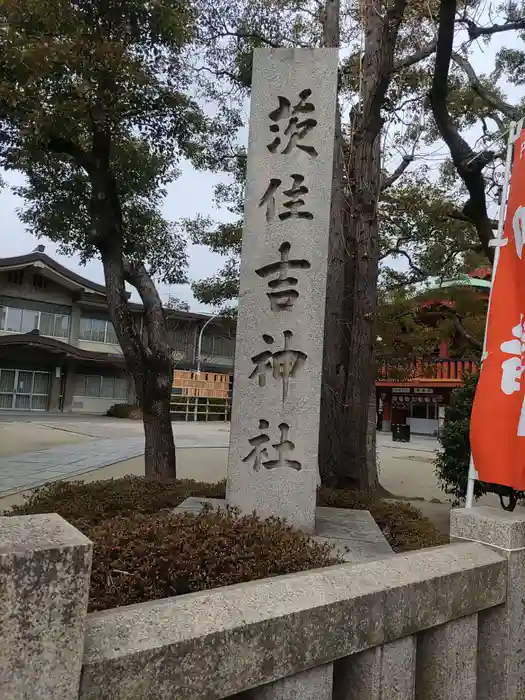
[193,314,218,422]
[465,119,522,507]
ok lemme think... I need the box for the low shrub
[317,488,448,551]
[5,476,448,554]
[5,470,450,611]
[4,476,226,530]
[88,507,338,611]
[106,403,143,419]
[435,372,524,510]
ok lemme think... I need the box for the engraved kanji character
[264,423,301,471]
[241,419,270,471]
[242,420,301,471]
[259,174,314,223]
[249,330,307,402]
[267,89,318,157]
[256,242,310,311]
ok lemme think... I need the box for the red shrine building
[377,267,490,436]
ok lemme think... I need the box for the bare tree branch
[446,207,498,229]
[430,0,496,262]
[461,17,525,39]
[452,51,520,120]
[206,28,280,48]
[380,247,426,279]
[393,40,437,72]
[381,154,414,191]
[448,311,483,350]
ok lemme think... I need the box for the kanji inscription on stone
[259,174,314,223]
[242,419,301,471]
[249,330,307,402]
[226,48,338,531]
[267,88,318,157]
[255,242,310,311]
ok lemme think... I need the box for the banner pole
[465,119,522,508]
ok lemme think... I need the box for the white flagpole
[465,118,523,508]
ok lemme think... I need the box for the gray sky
[0,28,513,311]
[0,164,231,312]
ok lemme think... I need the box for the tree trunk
[319,0,407,490]
[138,363,177,480]
[98,232,177,480]
[339,127,381,491]
[319,0,356,487]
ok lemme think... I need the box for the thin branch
[446,207,498,229]
[206,28,279,48]
[461,17,525,39]
[448,311,483,351]
[381,154,414,191]
[392,40,437,72]
[451,51,520,120]
[381,247,426,279]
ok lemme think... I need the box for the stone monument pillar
[226,48,339,531]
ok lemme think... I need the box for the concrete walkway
[0,417,509,533]
[0,417,230,499]
[0,438,146,497]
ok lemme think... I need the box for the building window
[74,374,128,400]
[0,306,70,339]
[200,333,235,357]
[79,317,119,344]
[411,402,437,420]
[7,270,24,285]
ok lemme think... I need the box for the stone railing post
[333,637,416,700]
[244,665,333,700]
[0,514,92,700]
[451,505,525,700]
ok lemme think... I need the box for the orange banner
[470,128,525,489]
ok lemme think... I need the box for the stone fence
[2,506,525,700]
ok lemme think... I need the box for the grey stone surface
[451,505,525,549]
[242,664,333,700]
[174,496,227,515]
[80,542,505,700]
[416,615,478,700]
[333,637,416,700]
[227,48,339,531]
[0,437,145,496]
[174,497,393,563]
[315,506,393,562]
[0,514,92,700]
[452,506,525,699]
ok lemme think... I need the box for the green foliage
[379,175,481,289]
[164,295,190,311]
[434,373,479,502]
[0,0,240,282]
[435,373,525,509]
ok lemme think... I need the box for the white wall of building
[406,417,438,435]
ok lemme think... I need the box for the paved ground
[0,414,505,531]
